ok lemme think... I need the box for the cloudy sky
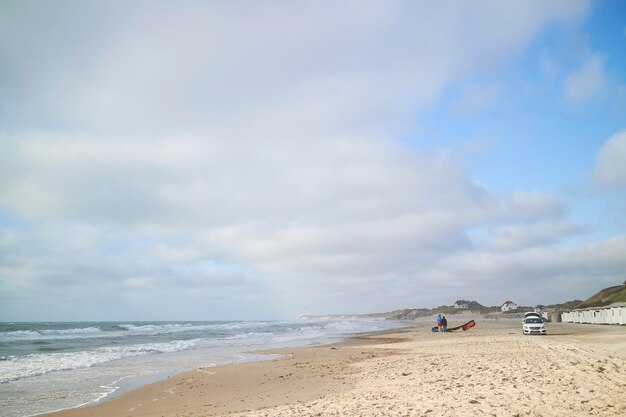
[1,1,625,321]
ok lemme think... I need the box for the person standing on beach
[436,314,443,333]
[441,316,448,333]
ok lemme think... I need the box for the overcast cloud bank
[1,1,625,320]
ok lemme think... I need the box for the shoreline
[42,319,626,417]
[37,322,413,417]
[43,327,411,417]
[0,319,411,417]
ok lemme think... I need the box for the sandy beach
[45,319,626,417]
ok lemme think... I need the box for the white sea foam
[0,320,405,383]
[0,328,102,342]
[5,321,287,342]
[0,338,208,383]
[0,327,107,342]
[0,321,321,344]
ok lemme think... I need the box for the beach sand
[46,320,626,417]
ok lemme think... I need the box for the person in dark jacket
[441,316,448,332]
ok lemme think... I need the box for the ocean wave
[110,321,286,335]
[0,321,311,344]
[0,327,105,342]
[0,320,407,384]
[0,322,250,342]
[117,323,218,334]
[0,338,208,384]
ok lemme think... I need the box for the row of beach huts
[560,302,626,325]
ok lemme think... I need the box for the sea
[0,319,407,417]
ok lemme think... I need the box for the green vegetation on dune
[369,285,626,319]
[547,300,584,311]
[367,301,500,320]
[576,284,626,309]
[304,284,626,321]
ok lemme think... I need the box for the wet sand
[45,320,626,417]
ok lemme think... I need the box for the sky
[1,1,625,321]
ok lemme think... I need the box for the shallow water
[0,320,406,416]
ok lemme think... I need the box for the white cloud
[1,1,609,320]
[539,53,559,79]
[563,53,606,103]
[593,131,626,189]
[436,236,626,302]
[473,221,584,252]
[0,1,589,133]
[0,130,596,316]
[453,84,501,115]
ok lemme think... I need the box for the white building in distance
[501,300,518,312]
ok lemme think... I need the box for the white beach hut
[561,303,626,325]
